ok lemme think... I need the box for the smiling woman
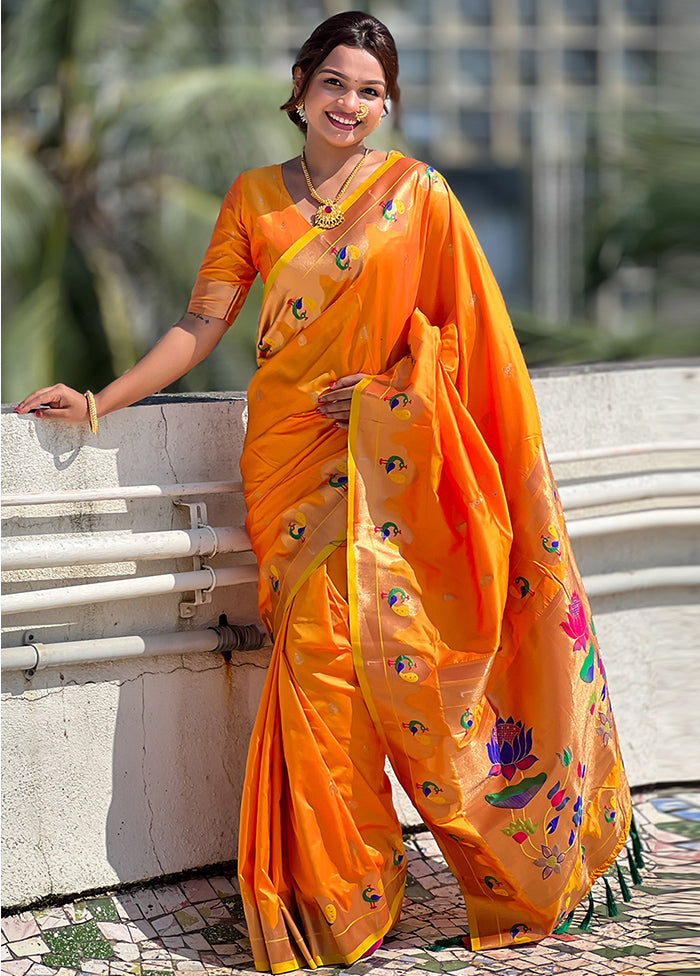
[14,9,631,974]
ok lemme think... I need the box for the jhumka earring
[296,102,308,124]
[356,103,369,122]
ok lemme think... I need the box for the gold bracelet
[85,390,98,435]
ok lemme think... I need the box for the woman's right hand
[14,384,89,424]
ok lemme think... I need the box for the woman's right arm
[14,312,230,425]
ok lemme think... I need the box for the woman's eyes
[322,78,381,98]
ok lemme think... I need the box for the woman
[16,11,631,974]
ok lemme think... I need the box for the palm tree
[1,0,301,402]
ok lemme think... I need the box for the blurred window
[458,0,492,26]
[563,0,599,24]
[401,48,432,84]
[623,0,659,24]
[403,110,445,145]
[519,49,537,85]
[623,49,657,86]
[460,109,491,145]
[519,0,538,25]
[563,49,598,84]
[459,49,492,85]
[399,0,432,24]
[519,109,533,144]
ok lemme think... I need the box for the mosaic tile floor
[2,788,698,976]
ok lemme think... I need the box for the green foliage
[1,0,300,402]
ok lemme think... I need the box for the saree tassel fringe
[603,876,618,917]
[553,908,576,935]
[579,892,596,931]
[616,860,632,902]
[630,813,645,869]
[627,845,643,885]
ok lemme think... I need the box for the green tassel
[627,846,642,885]
[603,876,618,917]
[616,861,632,902]
[630,814,645,869]
[579,892,595,931]
[553,908,576,934]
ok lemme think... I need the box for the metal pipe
[585,565,700,597]
[2,526,251,571]
[1,623,268,674]
[0,480,243,508]
[548,440,700,464]
[1,564,259,616]
[567,507,700,538]
[559,472,700,510]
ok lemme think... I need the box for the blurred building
[247,0,697,326]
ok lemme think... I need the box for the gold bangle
[85,390,98,435]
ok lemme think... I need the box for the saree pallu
[188,153,631,973]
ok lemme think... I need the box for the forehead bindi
[316,45,386,89]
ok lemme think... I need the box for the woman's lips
[327,112,358,130]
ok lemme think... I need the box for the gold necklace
[300,149,368,229]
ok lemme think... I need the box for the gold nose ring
[356,103,369,121]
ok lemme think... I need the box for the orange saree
[188,152,631,973]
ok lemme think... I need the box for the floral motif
[572,795,583,827]
[485,772,547,809]
[502,817,538,843]
[487,717,538,780]
[597,709,614,747]
[560,592,589,652]
[557,746,573,767]
[534,843,566,880]
[547,779,570,812]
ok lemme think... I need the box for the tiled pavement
[2,787,698,976]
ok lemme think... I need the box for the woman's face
[295,44,386,148]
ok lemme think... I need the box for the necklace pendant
[314,201,344,229]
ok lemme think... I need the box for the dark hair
[281,11,401,132]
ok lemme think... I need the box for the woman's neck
[301,135,368,186]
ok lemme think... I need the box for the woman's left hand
[317,373,369,429]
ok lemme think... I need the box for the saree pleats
[239,548,406,973]
[188,152,631,970]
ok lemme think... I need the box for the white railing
[2,440,699,670]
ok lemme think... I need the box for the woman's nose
[340,90,361,111]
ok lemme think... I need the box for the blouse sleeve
[187,174,258,325]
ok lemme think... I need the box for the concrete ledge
[2,362,699,907]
